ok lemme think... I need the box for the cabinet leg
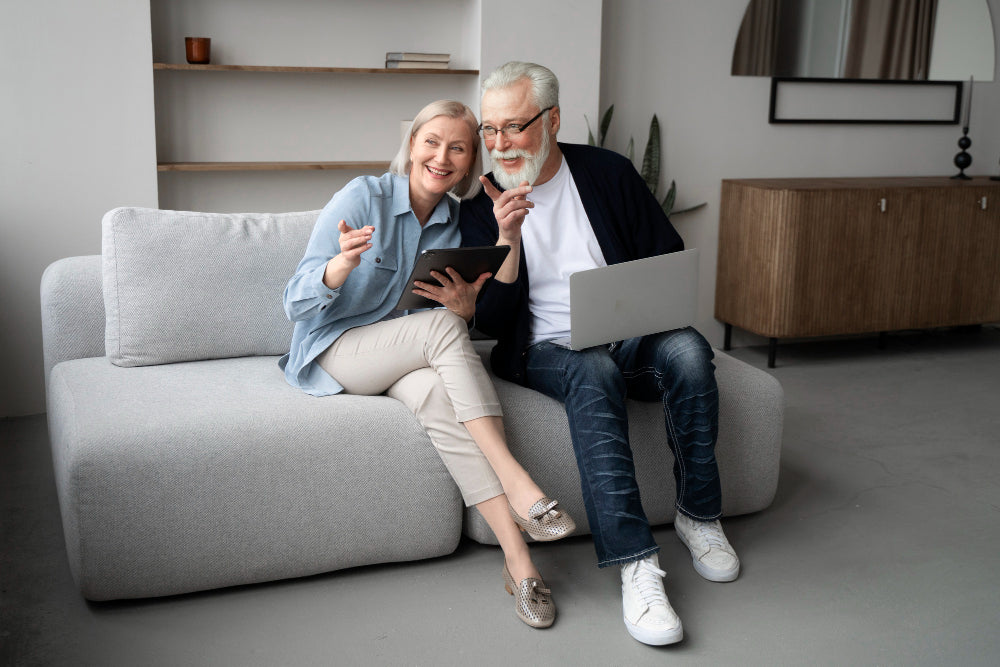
[878,331,887,349]
[724,323,732,351]
[768,338,777,368]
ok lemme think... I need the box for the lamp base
[952,128,972,179]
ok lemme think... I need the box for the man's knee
[656,328,716,389]
[565,347,626,396]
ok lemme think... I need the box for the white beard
[490,126,551,190]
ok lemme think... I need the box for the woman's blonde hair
[390,99,483,200]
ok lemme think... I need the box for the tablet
[395,245,511,310]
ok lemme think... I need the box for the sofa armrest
[40,255,105,383]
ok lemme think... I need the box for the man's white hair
[481,61,559,110]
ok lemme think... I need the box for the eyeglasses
[479,107,553,138]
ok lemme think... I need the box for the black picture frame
[769,77,962,124]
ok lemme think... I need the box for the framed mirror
[732,0,995,81]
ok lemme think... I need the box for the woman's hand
[323,220,374,289]
[412,268,491,322]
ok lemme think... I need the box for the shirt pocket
[357,250,399,303]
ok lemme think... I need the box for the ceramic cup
[185,37,211,64]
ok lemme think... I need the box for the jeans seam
[562,363,618,564]
[597,544,660,569]
[622,365,690,508]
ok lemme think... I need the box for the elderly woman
[279,100,574,628]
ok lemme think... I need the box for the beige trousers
[316,309,505,506]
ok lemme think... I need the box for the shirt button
[326,294,333,299]
[375,257,382,264]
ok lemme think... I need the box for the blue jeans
[524,327,722,568]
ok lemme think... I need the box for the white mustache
[491,149,533,161]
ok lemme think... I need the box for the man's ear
[548,106,561,135]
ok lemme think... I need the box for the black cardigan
[459,142,684,385]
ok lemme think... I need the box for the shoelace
[690,520,729,551]
[630,560,668,608]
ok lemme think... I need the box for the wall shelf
[153,63,479,75]
[157,161,391,172]
[149,0,482,210]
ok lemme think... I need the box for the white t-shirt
[520,156,607,344]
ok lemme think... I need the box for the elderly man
[460,61,740,646]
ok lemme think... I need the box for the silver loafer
[502,561,555,629]
[508,497,576,542]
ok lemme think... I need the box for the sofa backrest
[102,207,319,367]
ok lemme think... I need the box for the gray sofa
[40,207,784,601]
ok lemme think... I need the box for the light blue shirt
[280,173,460,396]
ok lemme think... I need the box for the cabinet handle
[982,196,988,210]
[879,198,887,213]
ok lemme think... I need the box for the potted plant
[586,105,706,217]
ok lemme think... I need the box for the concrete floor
[3,328,999,666]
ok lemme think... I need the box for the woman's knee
[422,308,470,346]
[387,367,449,416]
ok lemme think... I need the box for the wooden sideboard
[715,176,1000,366]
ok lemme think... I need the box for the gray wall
[0,0,159,417]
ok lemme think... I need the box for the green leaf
[671,201,708,215]
[661,180,677,216]
[641,115,660,195]
[598,104,614,147]
[582,106,703,221]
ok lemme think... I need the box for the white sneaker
[620,554,683,645]
[674,513,740,582]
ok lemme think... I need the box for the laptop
[566,248,699,350]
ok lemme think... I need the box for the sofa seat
[464,345,784,544]
[47,354,464,600]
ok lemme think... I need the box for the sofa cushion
[47,355,464,600]
[102,207,318,367]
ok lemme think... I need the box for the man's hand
[480,176,532,245]
[412,268,491,322]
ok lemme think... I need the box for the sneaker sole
[624,616,683,646]
[675,529,740,583]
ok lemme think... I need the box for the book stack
[385,52,450,70]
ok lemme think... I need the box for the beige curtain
[843,0,938,79]
[732,0,781,76]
